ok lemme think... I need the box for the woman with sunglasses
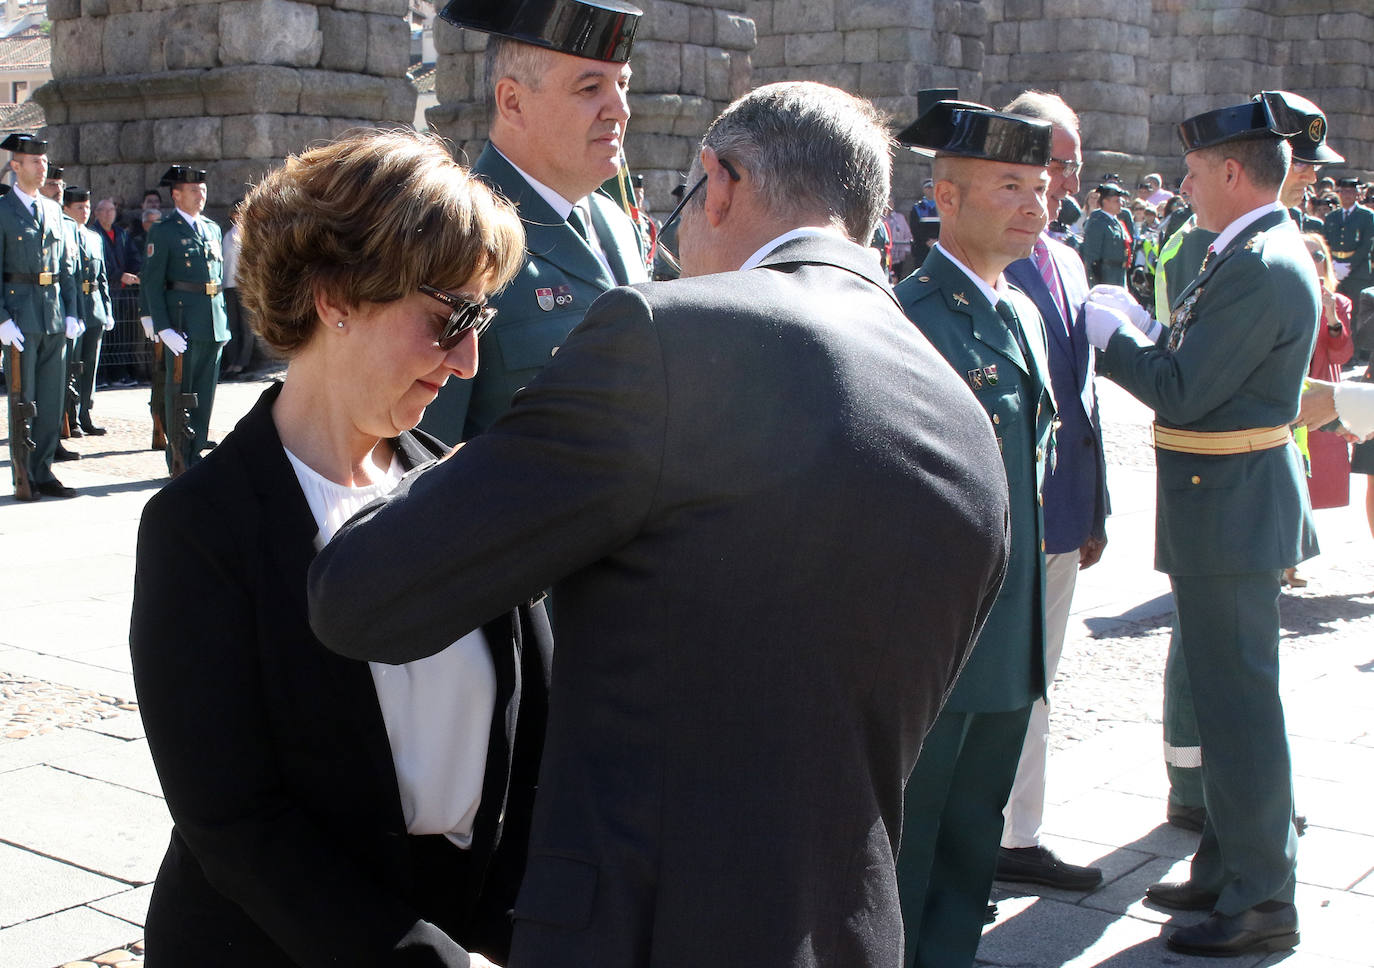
[130,130,547,967]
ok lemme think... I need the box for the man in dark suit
[995,91,1109,893]
[310,80,1010,967]
[1084,91,1321,957]
[891,98,1057,968]
[420,0,649,445]
[92,197,142,386]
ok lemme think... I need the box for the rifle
[167,344,197,479]
[6,345,35,500]
[64,358,83,436]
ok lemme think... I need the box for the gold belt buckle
[205,281,220,296]
[38,270,53,286]
[82,281,93,294]
[1333,251,1354,259]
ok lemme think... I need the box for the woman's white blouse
[285,446,496,848]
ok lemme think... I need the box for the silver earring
[336,321,345,329]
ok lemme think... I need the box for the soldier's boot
[150,410,167,451]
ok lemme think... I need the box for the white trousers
[1001,550,1079,848]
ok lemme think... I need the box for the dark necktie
[567,205,590,242]
[995,296,1032,364]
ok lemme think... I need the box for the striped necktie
[1032,238,1068,335]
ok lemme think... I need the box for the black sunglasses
[419,284,497,350]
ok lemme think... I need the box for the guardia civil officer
[63,187,113,435]
[1083,91,1322,957]
[892,97,1057,968]
[0,133,82,499]
[1323,175,1373,299]
[419,0,649,444]
[1279,96,1342,234]
[139,165,228,473]
[1082,183,1131,286]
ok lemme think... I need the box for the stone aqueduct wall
[37,0,1374,217]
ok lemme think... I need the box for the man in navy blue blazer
[995,91,1110,892]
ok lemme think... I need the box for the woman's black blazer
[131,382,551,967]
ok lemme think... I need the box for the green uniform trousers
[1164,617,1204,809]
[897,704,1032,968]
[72,326,103,424]
[14,329,67,486]
[162,338,222,473]
[1171,571,1297,915]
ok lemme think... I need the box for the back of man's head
[691,81,891,243]
[1194,136,1290,193]
[1001,90,1079,136]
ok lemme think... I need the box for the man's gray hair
[1196,136,1290,192]
[688,81,892,244]
[1001,91,1079,136]
[484,36,553,119]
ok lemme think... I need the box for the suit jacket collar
[474,144,618,291]
[921,245,1037,377]
[754,232,903,313]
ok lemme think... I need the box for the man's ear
[699,146,738,229]
[492,77,526,130]
[932,178,960,219]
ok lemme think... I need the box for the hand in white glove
[158,329,188,355]
[103,316,115,331]
[140,316,156,340]
[65,316,84,340]
[1087,284,1160,338]
[1333,261,1352,282]
[0,318,23,349]
[1085,302,1131,351]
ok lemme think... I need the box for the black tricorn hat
[62,186,90,205]
[1095,183,1130,199]
[440,0,641,64]
[1057,195,1082,227]
[896,98,1052,166]
[159,165,208,187]
[1262,91,1344,165]
[0,133,45,155]
[1178,91,1306,152]
[1337,176,1360,188]
[46,163,63,181]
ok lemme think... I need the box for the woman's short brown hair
[236,128,525,357]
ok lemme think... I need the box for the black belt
[4,271,55,286]
[167,280,220,296]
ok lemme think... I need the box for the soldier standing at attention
[139,165,228,473]
[63,187,114,436]
[1083,183,1131,286]
[1083,91,1322,957]
[1322,175,1373,300]
[419,0,649,445]
[0,133,82,499]
[893,96,1057,968]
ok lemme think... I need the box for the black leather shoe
[67,421,84,438]
[985,903,998,925]
[1166,803,1206,832]
[54,443,81,461]
[1145,880,1219,911]
[996,845,1103,891]
[79,420,107,436]
[1166,904,1299,956]
[35,479,77,498]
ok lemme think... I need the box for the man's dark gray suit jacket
[309,233,1011,967]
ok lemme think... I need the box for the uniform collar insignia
[953,291,969,306]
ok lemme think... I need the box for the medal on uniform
[984,364,998,385]
[1168,286,1204,351]
[535,287,555,311]
[967,368,983,389]
[552,284,573,307]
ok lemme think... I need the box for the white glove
[0,318,23,349]
[1087,284,1160,339]
[103,315,115,331]
[1333,381,1374,440]
[158,329,188,355]
[1085,302,1131,350]
[65,316,84,340]
[1333,261,1351,282]
[140,316,155,340]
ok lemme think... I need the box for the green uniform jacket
[896,246,1056,712]
[1322,202,1374,287]
[1082,208,1129,287]
[1287,206,1322,235]
[1099,208,1319,576]
[140,212,229,342]
[0,191,79,335]
[419,144,649,444]
[75,223,113,330]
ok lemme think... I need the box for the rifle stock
[6,345,35,500]
[167,344,197,479]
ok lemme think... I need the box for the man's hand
[1079,535,1107,569]
[1088,284,1161,340]
[158,329,187,355]
[65,316,84,340]
[103,316,115,331]
[1084,302,1130,350]
[120,272,139,287]
[1296,379,1337,429]
[0,319,24,349]
[140,316,156,340]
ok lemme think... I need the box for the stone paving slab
[1294,775,1374,838]
[49,740,161,800]
[0,729,124,776]
[0,600,134,657]
[0,765,168,883]
[0,653,134,705]
[1077,855,1196,924]
[1293,825,1374,892]
[76,712,145,743]
[1043,787,1202,861]
[0,842,127,930]
[87,886,153,930]
[1289,735,1374,785]
[0,907,141,968]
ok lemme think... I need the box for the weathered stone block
[221,114,287,159]
[751,33,784,68]
[433,17,462,56]
[773,0,836,34]
[845,29,880,63]
[1168,60,1207,95]
[461,27,489,53]
[381,75,419,122]
[106,0,141,12]
[680,43,706,96]
[962,37,984,71]
[715,11,756,49]
[201,65,302,115]
[622,132,691,170]
[435,53,473,105]
[49,0,82,18]
[118,120,155,163]
[1283,14,1319,40]
[319,8,369,72]
[287,114,334,152]
[219,0,323,69]
[956,0,986,36]
[704,47,731,101]
[1059,79,1147,116]
[1080,111,1147,153]
[336,0,408,13]
[214,159,281,202]
[78,122,122,166]
[1176,10,1213,35]
[80,0,109,17]
[298,69,391,120]
[139,70,208,119]
[1119,23,1151,56]
[366,13,410,77]
[690,6,716,45]
[1197,33,1261,61]
[1003,0,1043,19]
[837,0,926,31]
[31,83,69,125]
[639,0,692,41]
[742,0,771,34]
[634,40,682,92]
[1212,7,1274,37]
[858,60,923,99]
[1320,38,1373,64]
[878,27,934,63]
[53,19,105,80]
[991,21,1019,55]
[42,124,80,168]
[1313,63,1368,88]
[166,5,221,71]
[104,12,167,74]
[728,49,751,99]
[784,31,844,66]
[154,116,223,161]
